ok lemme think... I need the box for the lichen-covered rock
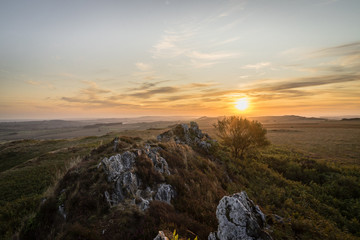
[101,146,175,211]
[209,191,272,240]
[155,184,175,204]
[157,122,215,154]
[101,151,136,182]
[146,145,170,175]
[154,231,169,240]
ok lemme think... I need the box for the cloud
[187,51,238,61]
[242,62,271,70]
[183,82,218,88]
[216,37,242,45]
[190,60,218,68]
[128,80,169,91]
[25,80,41,85]
[313,41,360,57]
[152,32,189,59]
[25,80,56,90]
[247,74,360,92]
[135,62,151,71]
[128,86,179,99]
[80,81,110,97]
[150,9,242,68]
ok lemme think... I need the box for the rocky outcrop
[102,151,136,182]
[157,122,215,153]
[209,192,272,240]
[101,146,174,211]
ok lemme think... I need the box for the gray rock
[101,148,174,210]
[157,122,214,154]
[113,137,119,152]
[208,232,217,240]
[137,197,150,211]
[114,171,138,200]
[209,191,272,240]
[101,151,136,182]
[154,231,169,240]
[146,146,170,175]
[155,184,175,204]
[58,204,66,219]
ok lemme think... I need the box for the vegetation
[0,134,117,239]
[214,116,269,158]
[0,120,359,240]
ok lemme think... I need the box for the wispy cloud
[61,81,111,107]
[251,74,360,91]
[187,51,238,61]
[152,31,190,59]
[242,62,271,70]
[135,62,152,71]
[127,86,179,99]
[313,41,360,57]
[25,80,56,90]
[80,81,110,96]
[150,6,243,69]
[25,80,41,85]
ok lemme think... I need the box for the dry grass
[43,156,82,198]
[198,119,360,166]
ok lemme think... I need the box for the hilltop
[2,122,357,240]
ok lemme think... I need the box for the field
[196,116,360,166]
[0,115,359,239]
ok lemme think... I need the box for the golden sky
[0,0,359,119]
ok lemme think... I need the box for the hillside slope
[17,122,360,240]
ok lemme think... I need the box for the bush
[214,116,270,159]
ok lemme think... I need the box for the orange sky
[1,0,359,119]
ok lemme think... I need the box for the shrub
[214,116,269,159]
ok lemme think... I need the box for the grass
[0,133,117,239]
[1,119,359,239]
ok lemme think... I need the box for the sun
[235,98,249,111]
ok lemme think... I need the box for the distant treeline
[341,118,360,121]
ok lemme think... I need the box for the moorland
[0,115,359,239]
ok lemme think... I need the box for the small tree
[214,116,269,159]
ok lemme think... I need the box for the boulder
[154,231,169,240]
[101,151,136,182]
[209,191,272,240]
[157,122,215,153]
[101,146,175,210]
[155,184,175,204]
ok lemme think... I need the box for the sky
[0,0,359,119]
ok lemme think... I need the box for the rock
[209,191,272,240]
[101,151,136,182]
[114,171,139,200]
[58,204,66,219]
[157,122,215,154]
[137,197,150,211]
[154,231,169,240]
[101,146,174,210]
[155,184,175,204]
[147,148,170,175]
[113,137,119,152]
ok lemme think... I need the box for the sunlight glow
[235,98,249,111]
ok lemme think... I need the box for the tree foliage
[214,116,269,159]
